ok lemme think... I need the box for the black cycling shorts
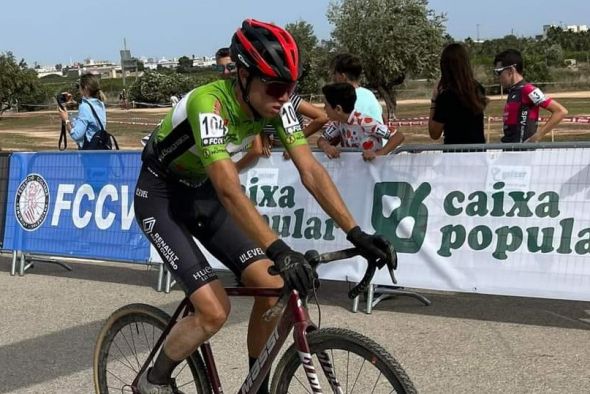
[134,164,268,295]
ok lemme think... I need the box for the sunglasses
[493,64,516,77]
[259,77,296,99]
[213,63,237,73]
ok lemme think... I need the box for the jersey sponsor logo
[528,88,546,105]
[238,247,265,264]
[135,188,148,198]
[192,266,214,282]
[202,136,226,146]
[286,135,296,145]
[158,134,190,162]
[280,102,302,135]
[15,174,50,231]
[142,217,156,234]
[149,231,179,270]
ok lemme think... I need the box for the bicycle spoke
[346,350,350,392]
[111,339,139,374]
[141,321,153,352]
[349,358,366,393]
[173,362,189,379]
[107,385,133,392]
[117,325,140,370]
[107,368,131,386]
[292,371,312,394]
[128,322,142,369]
[370,371,383,393]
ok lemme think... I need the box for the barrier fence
[1,146,590,302]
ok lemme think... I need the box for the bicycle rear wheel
[93,303,210,393]
[271,327,416,394]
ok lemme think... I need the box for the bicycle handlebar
[263,246,398,321]
[304,247,398,299]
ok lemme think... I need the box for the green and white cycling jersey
[143,79,307,185]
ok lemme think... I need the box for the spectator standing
[58,73,108,150]
[118,89,128,110]
[331,53,384,123]
[494,49,567,143]
[318,83,404,161]
[429,43,488,144]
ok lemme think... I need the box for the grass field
[1,97,589,151]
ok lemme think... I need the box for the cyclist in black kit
[134,19,391,394]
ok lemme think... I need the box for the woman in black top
[429,43,488,144]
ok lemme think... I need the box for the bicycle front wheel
[93,303,210,393]
[271,327,417,394]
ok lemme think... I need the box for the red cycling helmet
[230,19,301,82]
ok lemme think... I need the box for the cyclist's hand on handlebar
[266,239,317,296]
[347,226,393,269]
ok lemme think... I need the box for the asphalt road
[0,255,588,393]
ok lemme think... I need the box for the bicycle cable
[312,283,321,328]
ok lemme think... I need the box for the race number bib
[528,88,546,105]
[199,113,226,146]
[280,102,302,135]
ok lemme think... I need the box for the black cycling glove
[347,226,391,269]
[266,239,316,296]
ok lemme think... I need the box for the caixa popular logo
[15,174,50,231]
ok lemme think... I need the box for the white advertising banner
[152,149,590,301]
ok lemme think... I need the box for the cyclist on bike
[135,19,391,394]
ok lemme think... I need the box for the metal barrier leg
[372,286,432,308]
[366,284,375,314]
[156,264,164,292]
[352,294,359,313]
[11,250,17,276]
[165,268,172,294]
[19,252,25,276]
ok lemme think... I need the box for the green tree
[327,0,446,117]
[0,52,44,117]
[128,71,195,104]
[285,20,320,95]
[177,56,194,73]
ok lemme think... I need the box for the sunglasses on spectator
[213,63,237,73]
[259,77,296,99]
[493,64,516,76]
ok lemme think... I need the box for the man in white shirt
[330,53,384,122]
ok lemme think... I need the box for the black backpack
[82,99,119,150]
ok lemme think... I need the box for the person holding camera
[58,73,108,150]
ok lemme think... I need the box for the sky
[1,0,588,66]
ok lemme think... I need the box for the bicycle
[93,247,417,393]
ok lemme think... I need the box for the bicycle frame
[132,286,341,394]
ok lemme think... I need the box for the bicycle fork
[294,324,344,394]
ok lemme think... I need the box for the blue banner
[3,151,149,262]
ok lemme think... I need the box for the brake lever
[387,244,398,285]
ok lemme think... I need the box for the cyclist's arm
[207,158,278,248]
[297,99,329,137]
[235,134,264,172]
[288,143,356,232]
[528,100,568,142]
[375,130,404,156]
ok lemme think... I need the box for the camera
[56,92,72,108]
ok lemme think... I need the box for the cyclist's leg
[196,192,282,393]
[134,166,231,385]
